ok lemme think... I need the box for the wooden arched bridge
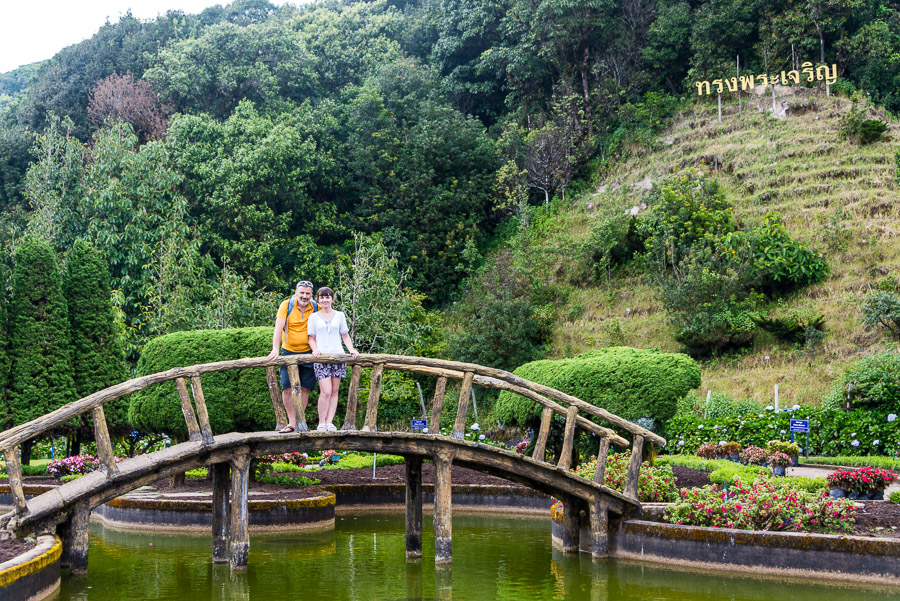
[0,354,665,572]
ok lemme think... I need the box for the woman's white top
[307,310,349,354]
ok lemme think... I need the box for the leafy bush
[256,474,321,487]
[572,453,679,503]
[890,491,900,504]
[701,391,762,420]
[768,451,792,467]
[696,443,719,459]
[739,445,768,465]
[47,455,100,477]
[666,477,856,533]
[840,100,888,144]
[767,440,801,456]
[667,405,900,457]
[861,291,900,338]
[707,463,768,486]
[752,311,826,344]
[494,347,700,428]
[580,213,644,282]
[804,455,900,470]
[841,353,900,410]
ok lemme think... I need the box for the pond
[58,514,900,601]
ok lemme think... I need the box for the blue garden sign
[412,419,427,431]
[790,419,809,433]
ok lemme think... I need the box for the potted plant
[826,469,855,498]
[855,467,896,500]
[739,445,768,466]
[696,444,719,460]
[767,440,801,466]
[767,451,791,476]
[722,441,742,462]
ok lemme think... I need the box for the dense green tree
[642,1,693,93]
[64,240,129,433]
[0,269,9,430]
[7,238,76,461]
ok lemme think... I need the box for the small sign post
[790,419,810,458]
[412,418,427,432]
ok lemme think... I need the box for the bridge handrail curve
[0,354,663,450]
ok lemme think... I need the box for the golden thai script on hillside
[694,62,837,96]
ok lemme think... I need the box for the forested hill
[0,0,899,402]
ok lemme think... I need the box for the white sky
[0,1,291,73]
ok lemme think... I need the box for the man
[267,280,318,433]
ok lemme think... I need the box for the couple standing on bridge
[266,280,359,433]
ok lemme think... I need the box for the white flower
[873,439,880,446]
[851,432,856,437]
[719,441,726,446]
[470,423,480,431]
[478,434,485,441]
[713,425,719,430]
[765,405,774,411]
[792,404,800,410]
[422,428,429,434]
[758,414,765,418]
[678,440,685,447]
[780,430,786,434]
[851,440,860,447]
[889,414,897,422]
[301,453,308,459]
[698,425,704,429]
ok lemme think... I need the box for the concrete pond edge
[0,534,61,601]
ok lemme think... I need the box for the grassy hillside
[537,91,899,406]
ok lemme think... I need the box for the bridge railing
[0,354,665,514]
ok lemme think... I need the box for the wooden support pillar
[341,365,362,431]
[624,435,644,500]
[176,377,202,442]
[2,445,27,515]
[212,463,231,564]
[92,406,118,476]
[557,405,579,471]
[450,372,474,439]
[362,363,384,432]
[405,456,423,559]
[430,377,447,432]
[593,437,610,487]
[189,375,215,444]
[265,366,288,431]
[287,365,308,432]
[559,496,581,554]
[532,407,553,462]
[63,499,91,575]
[229,452,251,571]
[589,497,610,558]
[432,452,453,564]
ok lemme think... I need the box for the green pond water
[57,514,900,601]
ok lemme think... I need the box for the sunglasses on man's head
[297,281,313,288]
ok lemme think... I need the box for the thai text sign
[789,419,810,433]
[412,419,427,431]
[694,62,836,96]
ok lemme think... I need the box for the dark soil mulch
[0,537,37,563]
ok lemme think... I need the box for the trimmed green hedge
[128,327,274,437]
[494,347,701,427]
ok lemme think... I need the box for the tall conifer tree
[0,274,9,431]
[64,239,129,434]
[8,238,76,462]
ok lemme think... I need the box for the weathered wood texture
[557,405,579,471]
[66,500,90,575]
[212,463,231,564]
[450,372,474,440]
[532,407,554,462]
[430,377,447,431]
[175,377,202,442]
[341,365,362,431]
[265,367,288,431]
[92,406,118,476]
[287,365,308,433]
[405,456,423,559]
[189,376,215,444]
[0,353,662,451]
[2,446,26,515]
[624,435,644,500]
[594,437,610,486]
[559,496,581,554]
[589,497,610,558]
[362,363,384,432]
[229,452,250,571]
[433,452,453,564]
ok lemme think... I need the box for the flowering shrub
[47,455,100,477]
[514,440,529,455]
[826,466,895,492]
[696,443,720,459]
[321,450,339,462]
[573,453,679,503]
[722,441,742,455]
[665,477,856,533]
[767,440,800,456]
[268,452,308,466]
[667,405,900,457]
[739,445,769,465]
[767,451,792,467]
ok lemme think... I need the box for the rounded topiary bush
[128,327,274,438]
[494,347,701,429]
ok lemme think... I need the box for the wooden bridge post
[92,406,118,476]
[175,377,203,442]
[432,451,453,564]
[189,376,215,444]
[450,372,474,439]
[265,366,289,431]
[2,445,27,515]
[430,377,447,432]
[341,365,362,431]
[532,407,553,462]
[212,462,232,564]
[559,495,581,554]
[589,497,610,558]
[362,363,384,432]
[229,451,251,571]
[405,456,423,559]
[593,436,610,486]
[557,405,579,471]
[287,365,309,432]
[624,435,644,500]
[61,499,91,575]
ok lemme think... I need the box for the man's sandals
[278,425,295,434]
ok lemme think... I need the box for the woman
[307,287,359,431]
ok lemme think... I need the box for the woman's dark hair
[316,286,335,298]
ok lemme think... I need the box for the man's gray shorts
[279,349,316,390]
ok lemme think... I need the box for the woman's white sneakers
[316,423,338,432]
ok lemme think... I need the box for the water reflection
[55,514,900,601]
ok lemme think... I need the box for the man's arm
[267,316,286,360]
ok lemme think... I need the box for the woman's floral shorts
[314,362,346,381]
